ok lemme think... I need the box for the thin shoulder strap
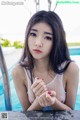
[24,68,31,83]
[23,68,35,103]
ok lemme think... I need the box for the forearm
[52,98,72,110]
[27,98,42,111]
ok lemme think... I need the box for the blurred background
[0,0,80,43]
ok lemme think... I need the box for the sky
[0,0,80,42]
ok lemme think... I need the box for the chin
[33,57,42,60]
[32,56,43,60]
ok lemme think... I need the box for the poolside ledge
[2,110,80,120]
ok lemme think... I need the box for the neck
[34,58,50,73]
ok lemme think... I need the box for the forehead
[31,22,52,33]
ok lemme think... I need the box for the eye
[45,36,52,40]
[29,32,37,37]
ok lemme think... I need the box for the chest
[33,71,57,85]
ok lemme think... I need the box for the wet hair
[19,10,72,83]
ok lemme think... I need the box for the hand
[38,91,56,107]
[31,77,47,97]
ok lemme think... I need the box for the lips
[33,49,42,53]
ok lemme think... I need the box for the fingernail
[48,91,51,94]
[36,77,39,79]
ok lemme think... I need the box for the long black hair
[19,10,72,83]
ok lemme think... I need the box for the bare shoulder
[65,62,79,82]
[66,62,79,74]
[64,62,79,109]
[12,64,27,85]
[12,64,24,77]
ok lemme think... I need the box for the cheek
[28,37,34,45]
[28,39,34,53]
[46,42,53,53]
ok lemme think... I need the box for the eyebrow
[31,29,37,32]
[44,32,53,36]
[31,29,53,36]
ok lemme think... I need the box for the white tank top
[24,67,66,104]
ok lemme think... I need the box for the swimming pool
[0,48,80,111]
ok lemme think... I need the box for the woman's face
[28,22,53,60]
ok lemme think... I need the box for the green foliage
[0,38,5,44]
[67,42,80,46]
[13,40,24,48]
[0,38,24,48]
[1,39,11,47]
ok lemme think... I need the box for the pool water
[69,48,80,55]
[0,48,80,111]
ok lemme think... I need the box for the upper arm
[12,65,30,111]
[65,62,79,109]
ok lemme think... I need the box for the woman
[12,10,79,111]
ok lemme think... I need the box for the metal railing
[0,44,12,110]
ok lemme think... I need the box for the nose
[35,37,43,47]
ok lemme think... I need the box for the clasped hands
[31,77,56,107]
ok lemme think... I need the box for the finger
[36,85,47,96]
[35,77,43,82]
[46,93,53,104]
[38,87,47,96]
[38,97,44,107]
[46,93,56,105]
[31,79,42,89]
[31,80,47,96]
[47,91,56,97]
[39,92,48,106]
[32,84,42,94]
[46,93,51,99]
[50,91,56,96]
[37,83,47,96]
[43,94,49,106]
[40,95,46,106]
[35,77,42,81]
[32,80,45,91]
